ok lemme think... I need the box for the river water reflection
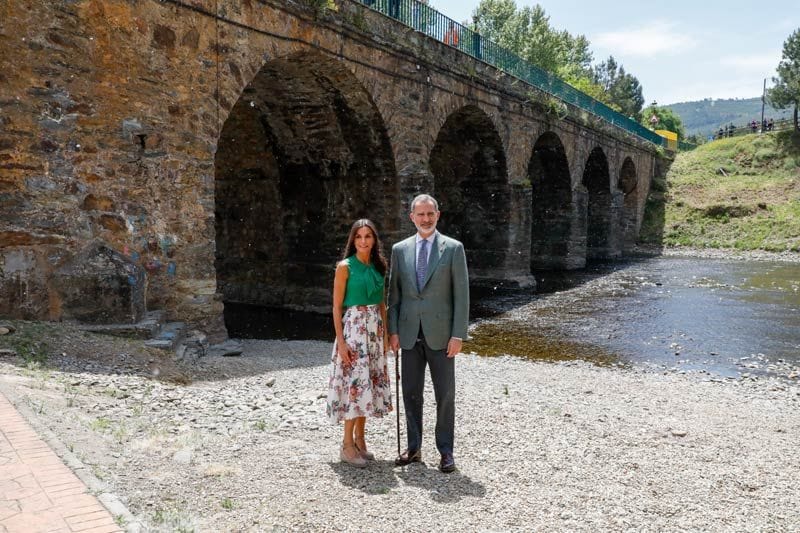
[467,256,800,379]
[227,256,800,380]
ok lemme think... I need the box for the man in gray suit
[388,194,469,473]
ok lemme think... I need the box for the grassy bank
[640,131,800,251]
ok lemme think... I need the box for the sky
[429,0,799,105]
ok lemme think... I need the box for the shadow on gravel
[0,320,196,381]
[395,464,486,502]
[329,460,400,494]
[532,256,655,296]
[469,255,660,320]
[0,321,333,384]
[329,460,486,501]
[192,340,332,379]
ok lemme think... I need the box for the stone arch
[214,50,398,331]
[429,105,511,277]
[582,146,613,259]
[528,132,573,270]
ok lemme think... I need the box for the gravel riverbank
[1,327,799,532]
[633,245,800,264]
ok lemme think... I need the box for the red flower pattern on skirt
[326,305,393,423]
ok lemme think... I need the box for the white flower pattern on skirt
[326,304,393,423]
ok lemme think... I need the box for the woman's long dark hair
[341,219,388,276]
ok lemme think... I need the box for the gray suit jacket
[387,232,469,351]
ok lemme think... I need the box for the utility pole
[760,78,767,131]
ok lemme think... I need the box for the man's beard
[415,221,437,235]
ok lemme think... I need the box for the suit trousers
[401,328,455,455]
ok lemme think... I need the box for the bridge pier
[619,157,642,253]
[0,0,659,339]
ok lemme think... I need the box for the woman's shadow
[330,459,486,502]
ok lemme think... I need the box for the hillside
[666,97,794,137]
[640,131,800,251]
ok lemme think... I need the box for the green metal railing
[356,0,667,148]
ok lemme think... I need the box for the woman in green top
[326,219,393,467]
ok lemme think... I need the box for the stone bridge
[0,0,659,338]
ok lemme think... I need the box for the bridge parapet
[350,0,666,148]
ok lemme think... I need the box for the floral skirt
[326,305,393,423]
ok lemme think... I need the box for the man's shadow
[395,461,486,503]
[330,460,486,502]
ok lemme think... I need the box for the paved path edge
[0,380,145,533]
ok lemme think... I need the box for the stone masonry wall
[0,0,658,336]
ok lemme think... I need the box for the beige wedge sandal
[354,437,375,461]
[340,443,367,467]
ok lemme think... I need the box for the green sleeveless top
[342,255,384,307]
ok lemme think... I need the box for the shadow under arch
[214,51,398,338]
[528,131,578,270]
[618,157,638,250]
[429,105,510,280]
[582,146,616,260]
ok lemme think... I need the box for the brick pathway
[0,391,123,533]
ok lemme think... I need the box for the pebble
[172,448,193,464]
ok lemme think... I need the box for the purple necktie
[416,239,428,291]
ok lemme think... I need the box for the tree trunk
[795,105,799,131]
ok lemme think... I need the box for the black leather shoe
[439,452,456,473]
[394,449,422,466]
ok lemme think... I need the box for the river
[468,256,800,380]
[227,256,800,380]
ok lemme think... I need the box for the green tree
[592,56,645,119]
[471,1,645,119]
[768,28,800,131]
[592,56,621,92]
[472,0,592,76]
[562,73,608,104]
[642,103,686,140]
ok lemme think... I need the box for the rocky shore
[633,245,800,264]
[1,324,799,532]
